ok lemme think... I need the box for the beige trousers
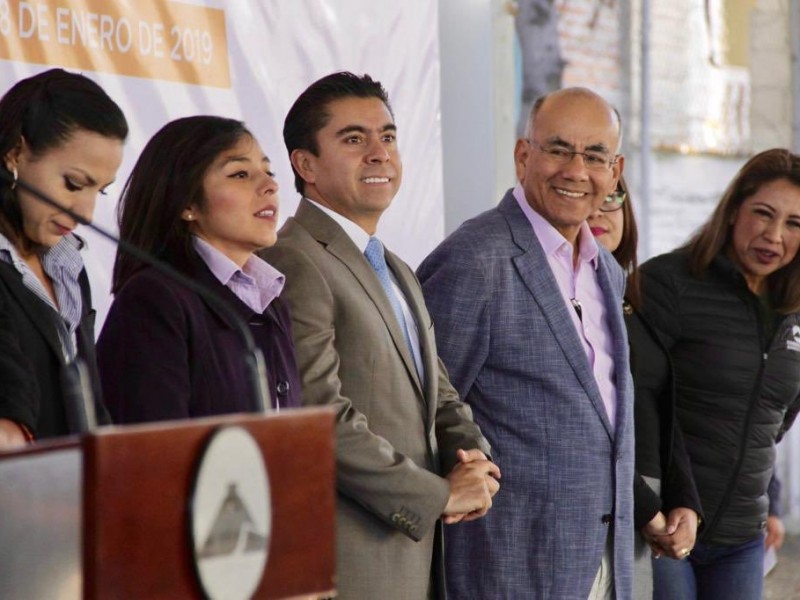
[588,528,616,600]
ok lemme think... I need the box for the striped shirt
[0,232,84,361]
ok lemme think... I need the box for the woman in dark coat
[97,116,301,422]
[638,149,800,599]
[0,69,127,447]
[589,176,702,598]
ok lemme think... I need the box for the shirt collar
[0,232,84,279]
[42,234,85,280]
[192,235,285,294]
[304,197,372,252]
[512,183,599,270]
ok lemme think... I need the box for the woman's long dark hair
[112,116,251,293]
[0,68,128,250]
[609,176,641,308]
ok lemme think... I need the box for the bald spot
[528,87,622,150]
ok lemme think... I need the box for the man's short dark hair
[283,71,392,194]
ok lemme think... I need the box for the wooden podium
[0,408,336,600]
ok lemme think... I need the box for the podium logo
[198,483,268,558]
[190,426,272,600]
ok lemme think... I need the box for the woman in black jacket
[0,69,127,447]
[639,149,800,600]
[589,176,702,599]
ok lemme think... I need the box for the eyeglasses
[530,140,619,171]
[600,190,626,212]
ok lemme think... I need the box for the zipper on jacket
[699,291,767,543]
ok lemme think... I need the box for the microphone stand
[3,173,273,421]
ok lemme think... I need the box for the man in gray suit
[260,72,500,600]
[418,87,634,599]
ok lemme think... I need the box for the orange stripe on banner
[0,0,230,88]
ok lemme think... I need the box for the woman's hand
[652,507,699,560]
[0,418,28,451]
[765,515,785,551]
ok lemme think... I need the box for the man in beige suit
[260,72,499,599]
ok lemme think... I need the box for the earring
[10,167,17,191]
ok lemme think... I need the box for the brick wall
[558,0,624,108]
[520,0,793,258]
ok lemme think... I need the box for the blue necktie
[364,237,417,364]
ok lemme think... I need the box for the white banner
[0,0,444,326]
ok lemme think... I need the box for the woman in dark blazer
[0,69,127,447]
[97,116,300,422]
[589,176,702,598]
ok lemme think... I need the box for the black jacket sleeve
[0,300,39,431]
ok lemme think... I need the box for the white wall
[438,0,517,234]
[0,0,447,321]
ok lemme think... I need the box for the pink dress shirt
[513,184,619,431]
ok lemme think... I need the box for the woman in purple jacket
[97,116,301,422]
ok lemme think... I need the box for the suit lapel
[192,260,254,326]
[596,254,631,446]
[499,193,614,439]
[191,261,295,347]
[0,263,65,362]
[385,250,427,396]
[294,200,424,396]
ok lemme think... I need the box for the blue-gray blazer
[418,190,634,600]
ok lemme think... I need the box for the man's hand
[455,449,501,494]
[653,507,699,560]
[0,418,28,451]
[442,449,501,524]
[765,515,785,551]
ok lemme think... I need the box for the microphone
[61,358,98,434]
[1,172,273,422]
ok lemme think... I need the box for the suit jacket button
[601,513,613,525]
[276,381,290,395]
[392,514,401,524]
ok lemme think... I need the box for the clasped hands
[442,448,501,525]
[642,507,699,560]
